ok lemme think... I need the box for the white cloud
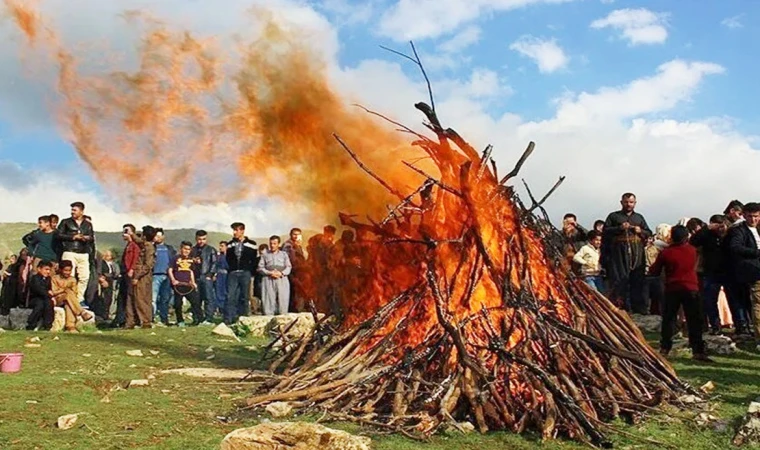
[721,14,744,29]
[378,0,575,41]
[591,8,669,45]
[0,0,758,235]
[509,35,569,73]
[438,25,482,54]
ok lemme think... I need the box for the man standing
[602,193,652,313]
[726,202,760,340]
[152,228,175,325]
[57,202,95,304]
[722,199,752,335]
[225,223,257,324]
[191,230,218,325]
[691,215,729,334]
[97,250,119,321]
[125,226,156,329]
[112,225,139,327]
[282,228,307,312]
[215,241,229,319]
[258,235,292,315]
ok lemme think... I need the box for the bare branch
[500,141,535,185]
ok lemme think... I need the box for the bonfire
[245,47,698,448]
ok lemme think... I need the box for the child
[573,230,603,291]
[168,241,202,327]
[51,260,94,332]
[25,260,54,331]
[649,225,711,362]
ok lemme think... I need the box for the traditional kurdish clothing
[602,210,652,312]
[257,249,292,315]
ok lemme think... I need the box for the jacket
[57,217,95,254]
[226,237,258,273]
[649,243,699,292]
[690,227,726,279]
[132,238,156,282]
[22,229,58,262]
[28,273,52,302]
[191,244,218,277]
[725,223,760,283]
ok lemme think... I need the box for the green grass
[1,327,758,450]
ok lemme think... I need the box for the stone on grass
[57,414,79,430]
[265,402,293,418]
[220,422,371,450]
[9,308,32,330]
[630,314,661,333]
[212,323,240,342]
[0,314,10,329]
[237,316,272,337]
[128,379,150,388]
[51,307,66,332]
[126,350,144,357]
[733,402,760,446]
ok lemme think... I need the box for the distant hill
[0,223,317,262]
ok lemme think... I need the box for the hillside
[0,223,306,261]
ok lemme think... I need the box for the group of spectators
[564,194,760,362]
[0,202,348,331]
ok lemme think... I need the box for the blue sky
[0,0,757,232]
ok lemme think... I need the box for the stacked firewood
[245,53,698,446]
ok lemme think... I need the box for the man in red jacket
[649,225,711,362]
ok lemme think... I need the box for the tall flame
[2,0,425,221]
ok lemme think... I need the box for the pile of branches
[244,45,699,447]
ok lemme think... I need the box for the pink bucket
[0,353,23,373]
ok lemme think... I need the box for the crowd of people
[0,202,349,332]
[564,194,760,362]
[2,195,760,363]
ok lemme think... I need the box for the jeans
[725,282,751,333]
[584,276,604,292]
[152,274,172,323]
[198,276,217,320]
[173,288,202,325]
[701,276,723,332]
[215,272,228,314]
[661,290,705,354]
[225,271,251,324]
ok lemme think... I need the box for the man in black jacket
[57,202,95,305]
[726,202,760,340]
[691,214,729,334]
[191,230,218,324]
[224,222,257,324]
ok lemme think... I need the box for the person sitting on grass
[649,225,712,362]
[25,260,54,331]
[572,230,603,292]
[168,241,202,327]
[51,260,94,333]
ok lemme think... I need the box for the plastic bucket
[0,353,23,373]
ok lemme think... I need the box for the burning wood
[245,62,698,446]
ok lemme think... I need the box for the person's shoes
[81,311,94,322]
[177,322,186,328]
[692,353,714,363]
[141,323,153,329]
[709,328,723,336]
[199,321,213,326]
[64,328,79,334]
[154,321,167,328]
[659,348,670,357]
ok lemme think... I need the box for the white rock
[265,313,323,341]
[212,323,240,342]
[149,350,160,356]
[205,347,215,353]
[128,379,150,388]
[9,308,32,330]
[57,414,79,430]
[220,422,371,450]
[51,307,66,333]
[748,402,760,414]
[28,336,40,343]
[126,350,144,357]
[237,316,273,337]
[265,402,293,418]
[0,327,5,333]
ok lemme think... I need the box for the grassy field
[0,326,758,450]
